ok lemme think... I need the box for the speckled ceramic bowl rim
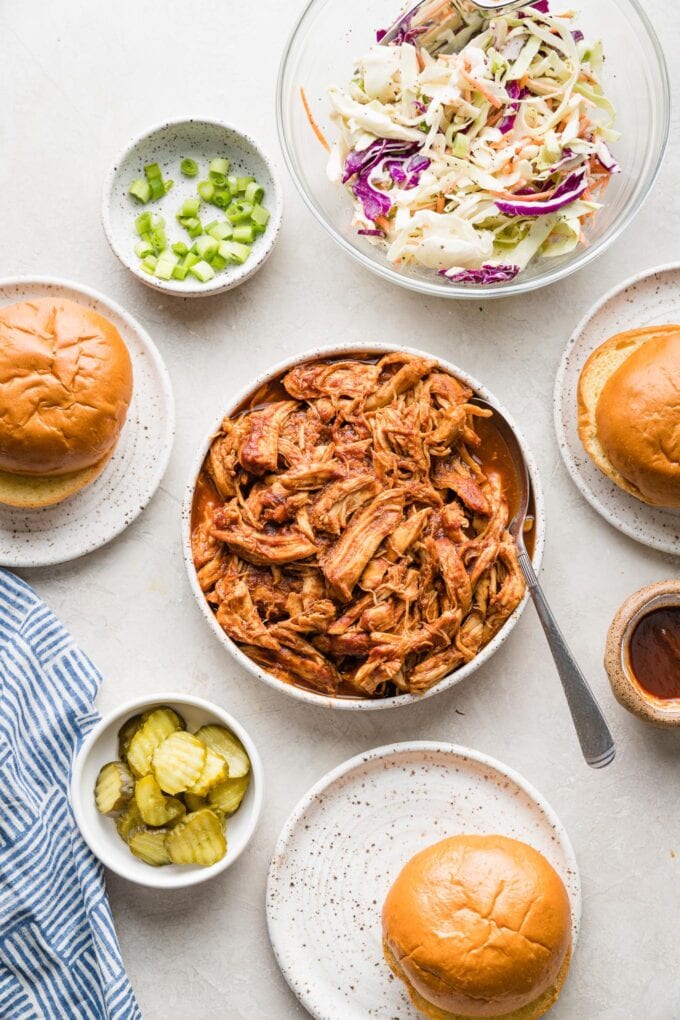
[553,261,680,556]
[266,741,582,975]
[101,117,283,298]
[605,580,680,725]
[70,692,264,889]
[0,274,175,567]
[181,342,545,711]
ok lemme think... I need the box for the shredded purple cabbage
[571,29,584,43]
[376,11,427,46]
[494,168,588,217]
[385,160,407,184]
[343,139,421,184]
[531,0,550,11]
[439,264,520,284]
[498,81,521,135]
[357,228,386,237]
[343,140,428,221]
[594,140,621,174]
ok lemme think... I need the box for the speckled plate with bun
[554,263,680,556]
[266,742,581,1020]
[0,277,175,567]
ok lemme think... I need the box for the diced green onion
[226,201,253,224]
[251,204,270,231]
[172,263,189,280]
[206,221,233,241]
[183,252,200,269]
[155,258,177,281]
[209,172,227,188]
[218,240,251,264]
[232,223,255,244]
[181,158,199,177]
[227,174,238,190]
[140,254,158,274]
[235,176,255,194]
[149,212,164,229]
[209,157,230,178]
[244,181,265,205]
[135,211,152,235]
[144,162,163,181]
[210,254,228,271]
[150,227,167,253]
[149,178,165,200]
[134,239,154,258]
[179,197,201,218]
[129,179,151,204]
[182,217,203,238]
[172,241,188,256]
[188,260,215,282]
[198,180,215,202]
[213,189,231,209]
[164,180,174,194]
[195,235,219,259]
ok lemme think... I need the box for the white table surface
[3,1,679,1017]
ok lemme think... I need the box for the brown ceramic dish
[605,580,680,727]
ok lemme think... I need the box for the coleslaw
[326,0,619,284]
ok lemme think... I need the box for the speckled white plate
[266,742,581,1020]
[554,263,680,556]
[0,277,175,568]
[102,118,282,297]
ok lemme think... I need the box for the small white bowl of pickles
[70,693,263,888]
[102,118,282,296]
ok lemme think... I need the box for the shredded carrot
[300,87,329,152]
[519,74,530,90]
[460,68,503,108]
[490,183,561,201]
[375,215,392,233]
[436,195,445,214]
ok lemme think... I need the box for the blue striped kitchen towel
[0,569,141,1020]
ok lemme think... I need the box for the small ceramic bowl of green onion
[102,118,283,296]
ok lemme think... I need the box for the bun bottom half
[383,941,572,1020]
[0,447,114,508]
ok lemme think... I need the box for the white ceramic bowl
[181,342,545,711]
[71,693,263,889]
[102,118,283,297]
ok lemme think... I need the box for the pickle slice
[117,714,143,761]
[183,792,208,813]
[194,725,251,779]
[115,800,145,844]
[165,809,227,866]
[129,828,171,867]
[127,707,184,778]
[152,731,206,795]
[135,774,186,827]
[208,774,250,816]
[189,746,228,797]
[94,761,133,815]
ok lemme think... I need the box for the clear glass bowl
[277,0,670,299]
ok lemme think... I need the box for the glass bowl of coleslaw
[277,0,669,298]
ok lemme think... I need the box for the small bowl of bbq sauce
[605,581,680,727]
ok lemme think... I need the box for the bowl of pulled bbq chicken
[183,346,544,708]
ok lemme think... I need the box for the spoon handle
[517,549,616,769]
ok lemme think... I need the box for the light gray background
[2,1,679,1016]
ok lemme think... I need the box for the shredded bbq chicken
[192,354,526,698]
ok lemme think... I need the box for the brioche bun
[577,326,680,507]
[382,835,572,1020]
[0,298,133,507]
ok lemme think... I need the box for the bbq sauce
[628,606,680,701]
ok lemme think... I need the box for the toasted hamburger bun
[0,298,133,507]
[382,835,572,1020]
[577,326,680,507]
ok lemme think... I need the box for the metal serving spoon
[471,396,616,770]
[379,0,532,48]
